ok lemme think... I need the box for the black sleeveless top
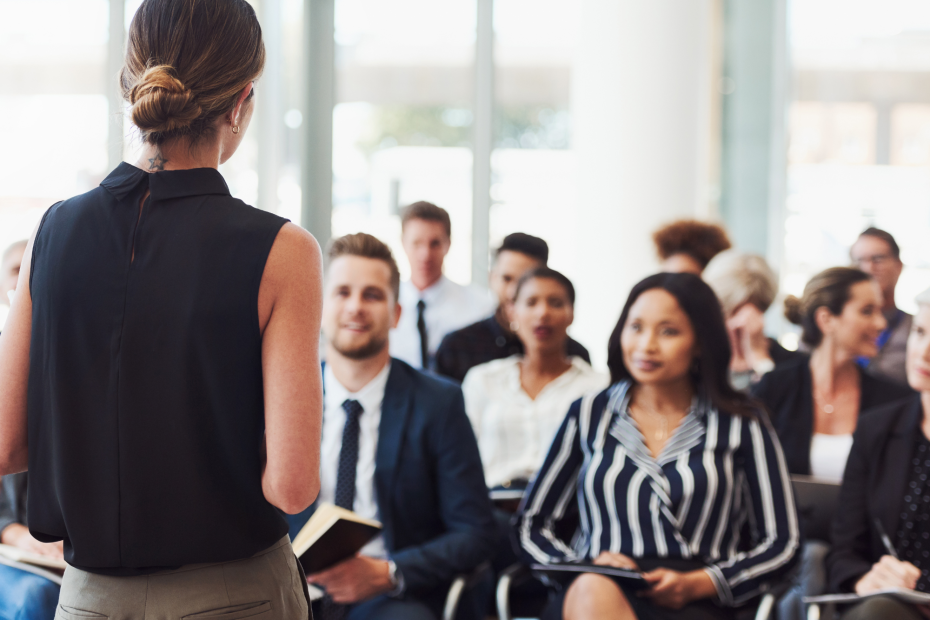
[27,163,289,574]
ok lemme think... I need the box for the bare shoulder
[258,223,322,329]
[271,222,321,261]
[264,223,322,281]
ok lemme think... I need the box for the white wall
[565,0,717,369]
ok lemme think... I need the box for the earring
[232,125,240,134]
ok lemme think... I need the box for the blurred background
[3,0,930,366]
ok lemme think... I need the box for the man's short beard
[332,333,389,361]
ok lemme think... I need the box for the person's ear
[229,82,254,128]
[814,306,834,338]
[390,301,402,330]
[565,305,575,328]
[503,300,516,326]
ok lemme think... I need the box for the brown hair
[327,233,401,301]
[121,0,265,145]
[401,201,451,238]
[854,227,901,261]
[784,267,872,347]
[653,220,732,269]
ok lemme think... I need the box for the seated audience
[463,267,606,492]
[703,250,800,389]
[752,267,913,480]
[850,227,911,385]
[752,267,913,620]
[652,219,731,275]
[825,287,930,620]
[517,272,799,620]
[390,202,494,370]
[0,474,61,620]
[289,233,496,620]
[436,233,590,383]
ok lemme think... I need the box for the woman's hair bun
[783,294,803,325]
[129,65,202,134]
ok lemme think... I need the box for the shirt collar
[324,360,392,416]
[607,379,708,422]
[415,275,449,303]
[100,162,231,202]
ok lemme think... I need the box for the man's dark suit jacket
[286,359,496,600]
[826,395,922,592]
[751,355,914,475]
[434,314,591,383]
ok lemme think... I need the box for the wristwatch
[387,560,405,595]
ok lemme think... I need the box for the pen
[874,518,899,560]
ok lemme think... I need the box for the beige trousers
[56,536,310,620]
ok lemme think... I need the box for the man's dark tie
[319,399,365,620]
[334,399,364,510]
[417,299,428,369]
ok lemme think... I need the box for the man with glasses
[850,227,911,384]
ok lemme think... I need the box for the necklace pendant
[823,404,834,414]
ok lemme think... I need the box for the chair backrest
[792,475,842,542]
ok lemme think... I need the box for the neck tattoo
[148,152,168,171]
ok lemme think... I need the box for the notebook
[291,503,382,575]
[530,562,649,590]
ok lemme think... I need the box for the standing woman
[0,1,323,617]
[517,273,799,620]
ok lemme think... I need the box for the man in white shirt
[293,233,496,620]
[390,202,494,369]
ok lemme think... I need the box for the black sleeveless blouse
[27,163,289,574]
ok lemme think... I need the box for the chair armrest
[754,592,776,620]
[442,562,492,620]
[495,563,533,620]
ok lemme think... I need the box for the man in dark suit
[434,233,590,383]
[287,233,496,620]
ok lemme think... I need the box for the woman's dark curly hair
[653,220,732,270]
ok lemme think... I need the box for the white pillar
[566,0,717,368]
[257,0,283,213]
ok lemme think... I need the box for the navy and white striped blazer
[516,381,800,606]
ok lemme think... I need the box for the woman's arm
[258,223,324,514]
[516,396,587,564]
[706,416,801,606]
[826,421,886,592]
[0,226,39,475]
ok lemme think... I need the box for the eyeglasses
[854,254,893,267]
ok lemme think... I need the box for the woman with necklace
[516,272,799,620]
[752,267,912,483]
[751,267,913,620]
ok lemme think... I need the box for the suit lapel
[877,397,922,540]
[375,361,413,552]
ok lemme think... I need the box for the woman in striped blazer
[516,272,800,620]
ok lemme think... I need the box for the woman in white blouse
[462,267,607,492]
